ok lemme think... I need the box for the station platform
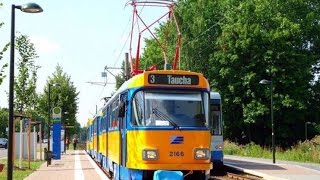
[24,152,320,180]
[25,150,109,180]
[224,155,320,180]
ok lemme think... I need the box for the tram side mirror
[118,101,125,118]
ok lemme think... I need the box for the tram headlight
[194,148,210,160]
[142,149,158,160]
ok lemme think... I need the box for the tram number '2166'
[169,151,184,157]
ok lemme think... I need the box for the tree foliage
[0,3,9,86]
[38,64,79,136]
[209,0,320,146]
[0,108,8,138]
[14,34,40,113]
[139,25,170,70]
[138,0,320,147]
[115,60,129,90]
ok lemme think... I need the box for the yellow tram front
[122,70,212,179]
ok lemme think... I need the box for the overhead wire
[179,21,222,67]
[89,84,107,115]
[86,15,131,87]
[92,0,169,115]
[89,0,147,115]
[113,0,147,67]
[182,22,220,49]
[112,16,132,67]
[88,1,179,116]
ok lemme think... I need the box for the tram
[210,92,223,168]
[87,70,212,179]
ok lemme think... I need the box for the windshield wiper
[152,108,180,129]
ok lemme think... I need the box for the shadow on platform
[225,159,287,170]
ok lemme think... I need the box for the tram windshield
[131,90,209,128]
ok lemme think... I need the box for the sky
[0,0,169,127]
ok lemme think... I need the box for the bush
[224,140,241,155]
[224,136,320,163]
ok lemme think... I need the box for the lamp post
[8,3,43,180]
[47,83,61,152]
[259,79,275,164]
[305,122,311,141]
[305,122,316,140]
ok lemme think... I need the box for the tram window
[93,120,97,134]
[101,115,106,131]
[131,90,209,127]
[211,110,222,135]
[110,103,114,129]
[131,91,144,126]
[107,99,119,130]
[99,118,102,132]
[108,108,112,130]
[111,99,120,129]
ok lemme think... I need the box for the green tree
[138,4,187,71]
[14,34,40,114]
[38,64,79,136]
[140,0,222,73]
[139,27,167,70]
[0,3,9,86]
[209,0,320,146]
[73,121,81,139]
[139,0,320,147]
[177,0,223,74]
[115,60,129,90]
[0,44,9,86]
[0,108,8,138]
[307,79,320,137]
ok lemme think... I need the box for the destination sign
[148,74,199,85]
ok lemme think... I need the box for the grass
[0,159,44,180]
[224,135,320,164]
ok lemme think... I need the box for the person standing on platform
[66,137,70,150]
[73,137,78,150]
